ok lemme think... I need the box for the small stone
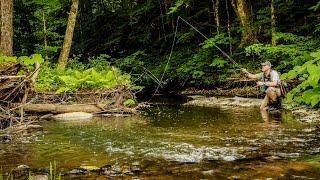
[201,170,214,175]
[229,175,240,179]
[16,164,30,171]
[264,155,281,162]
[79,165,100,171]
[0,134,12,142]
[31,175,48,180]
[69,168,86,174]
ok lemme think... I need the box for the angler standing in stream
[241,61,281,111]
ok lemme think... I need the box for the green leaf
[123,99,136,107]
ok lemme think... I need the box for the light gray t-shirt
[255,70,280,92]
[255,70,280,84]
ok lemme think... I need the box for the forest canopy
[1,0,320,106]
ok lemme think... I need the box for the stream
[1,96,320,179]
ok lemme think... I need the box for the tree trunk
[271,0,276,45]
[0,0,1,47]
[58,0,79,68]
[226,0,232,54]
[230,0,255,45]
[0,0,13,56]
[212,0,221,33]
[42,0,48,59]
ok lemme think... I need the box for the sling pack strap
[279,81,289,96]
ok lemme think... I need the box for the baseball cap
[261,61,272,67]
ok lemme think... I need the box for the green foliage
[210,57,227,68]
[245,33,314,71]
[201,33,234,49]
[281,50,320,107]
[273,32,308,44]
[56,67,129,93]
[177,48,228,85]
[123,99,136,107]
[49,161,61,180]
[88,54,111,71]
[32,0,65,58]
[18,54,44,66]
[66,55,86,71]
[168,0,185,14]
[11,0,320,93]
[35,55,138,94]
[0,54,44,73]
[0,56,18,64]
[116,51,146,73]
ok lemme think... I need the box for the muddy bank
[183,95,320,123]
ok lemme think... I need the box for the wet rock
[229,175,241,179]
[101,165,122,176]
[264,155,281,162]
[201,169,214,175]
[39,114,53,120]
[100,164,112,172]
[122,164,134,175]
[26,125,43,133]
[222,155,237,161]
[80,165,100,171]
[0,134,12,142]
[69,168,86,174]
[15,164,30,171]
[131,161,142,173]
[53,112,93,121]
[31,175,49,180]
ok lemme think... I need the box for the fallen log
[20,104,103,113]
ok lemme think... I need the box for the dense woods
[2,1,320,178]
[0,0,320,107]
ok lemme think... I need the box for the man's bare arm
[241,68,258,79]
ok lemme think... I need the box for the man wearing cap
[241,61,281,111]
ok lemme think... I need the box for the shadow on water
[1,95,320,179]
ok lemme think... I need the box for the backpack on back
[279,80,289,96]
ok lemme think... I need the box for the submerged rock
[52,112,93,121]
[69,168,87,174]
[201,169,214,175]
[0,134,12,142]
[15,164,30,171]
[80,165,100,171]
[31,175,48,180]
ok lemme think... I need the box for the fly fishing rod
[177,16,239,66]
[150,16,240,100]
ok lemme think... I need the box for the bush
[281,50,320,107]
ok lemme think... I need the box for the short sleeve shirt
[255,70,280,85]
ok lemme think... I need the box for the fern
[281,50,320,107]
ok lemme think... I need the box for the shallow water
[1,101,320,179]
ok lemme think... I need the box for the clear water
[1,103,320,179]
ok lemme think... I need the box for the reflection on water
[0,103,320,178]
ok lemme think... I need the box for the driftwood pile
[25,87,137,114]
[0,61,40,129]
[0,62,139,130]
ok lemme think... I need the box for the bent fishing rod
[150,16,240,100]
[177,16,239,66]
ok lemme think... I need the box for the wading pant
[260,87,281,110]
